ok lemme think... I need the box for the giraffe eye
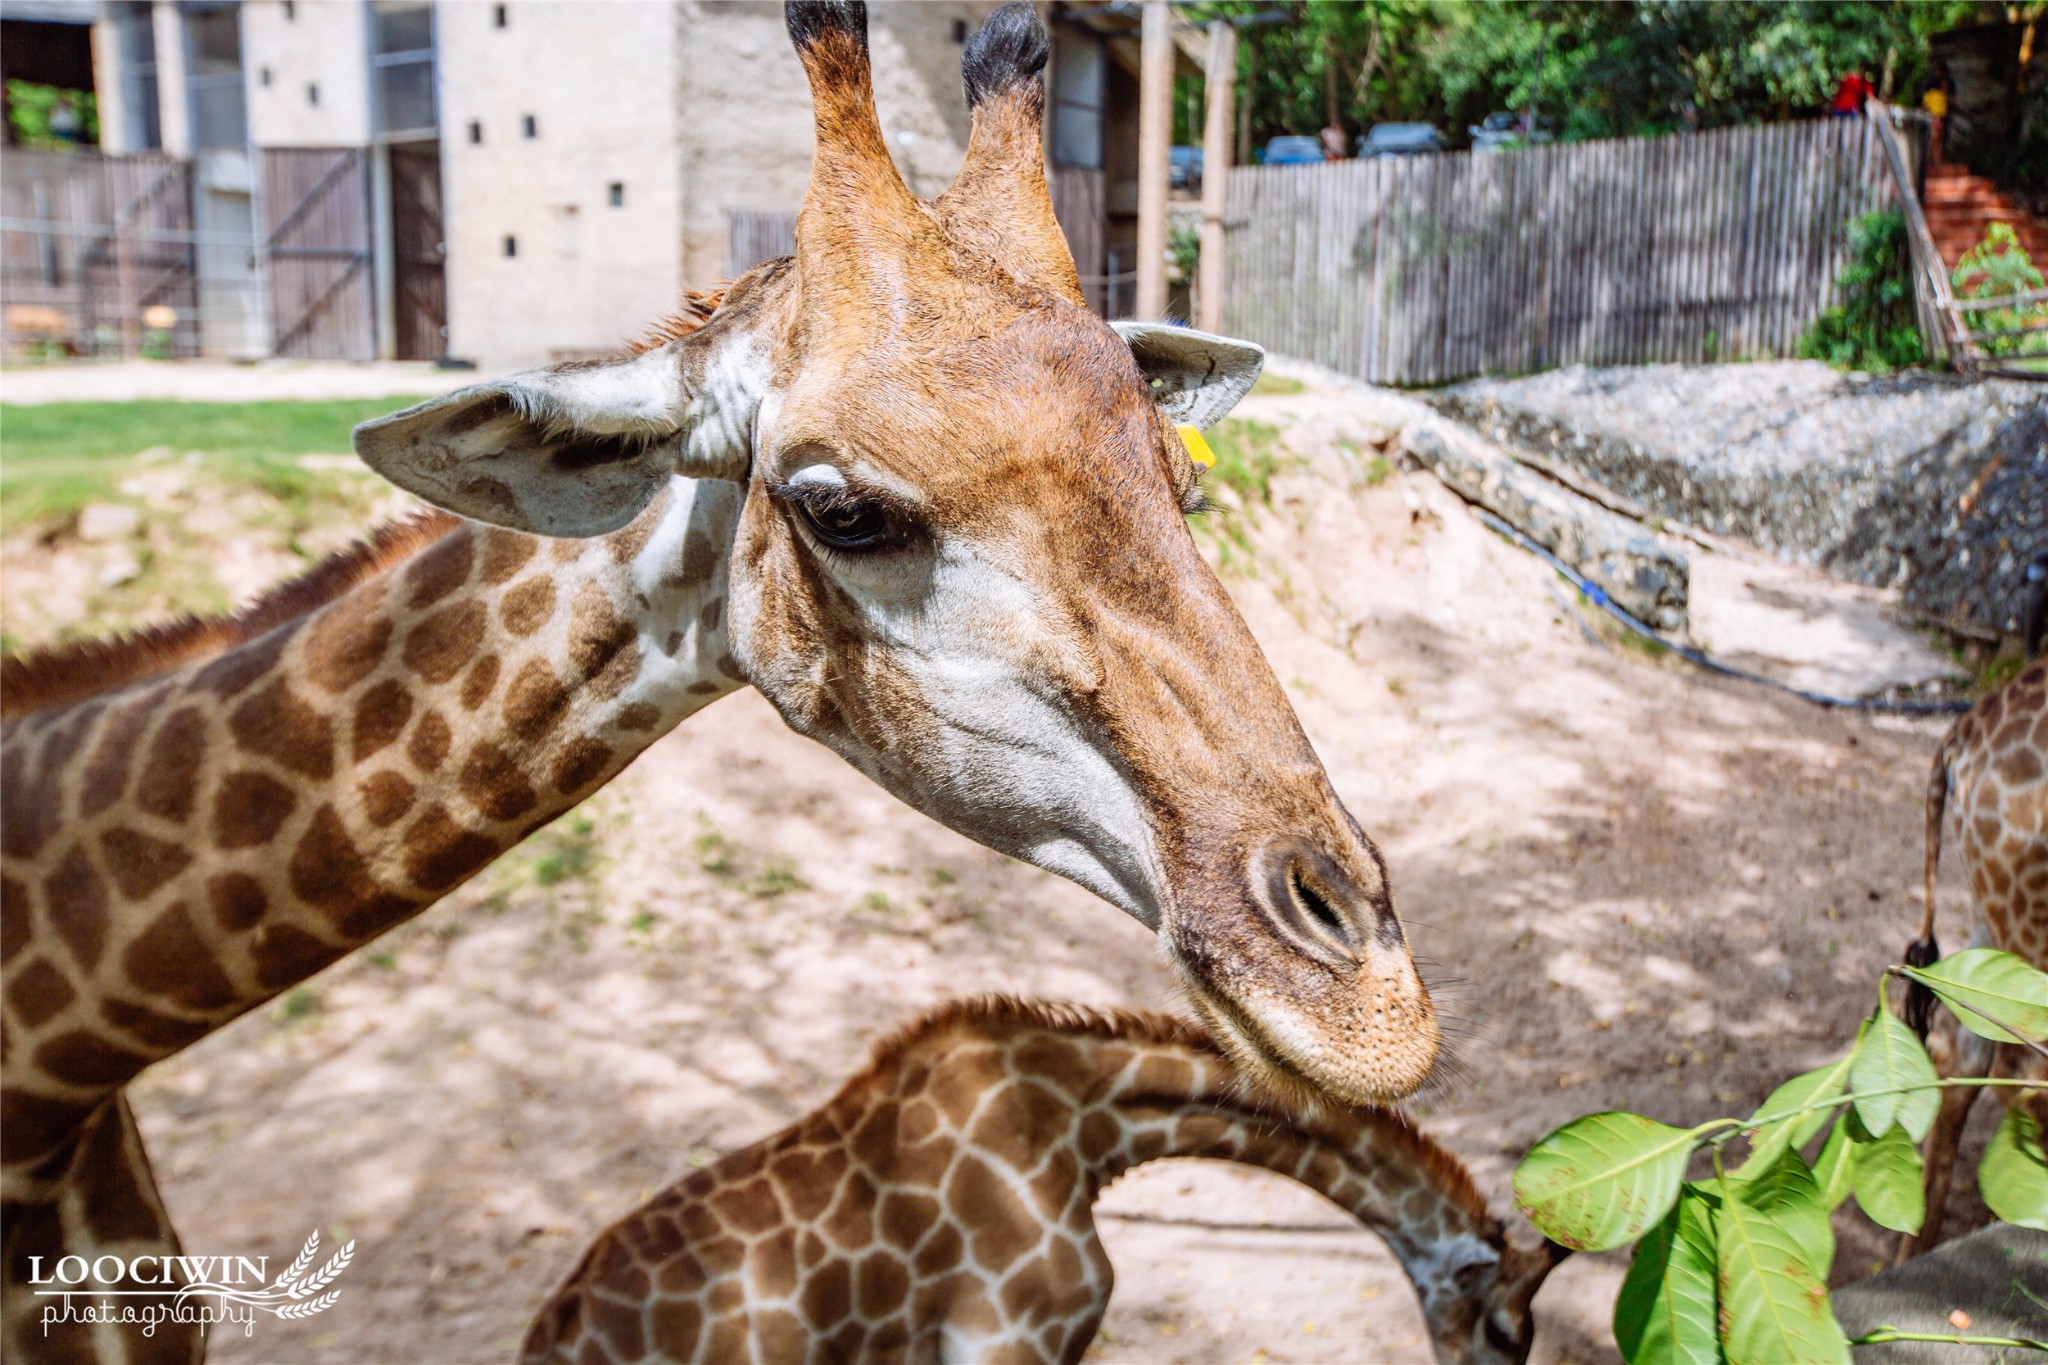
[775,482,914,555]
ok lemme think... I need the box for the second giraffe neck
[1086,1036,1497,1297]
[1,478,746,1177]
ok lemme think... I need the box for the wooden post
[1198,21,1236,334]
[1135,0,1172,320]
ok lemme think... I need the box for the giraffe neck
[0,477,746,1185]
[1087,1037,1500,1322]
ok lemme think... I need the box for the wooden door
[260,147,373,359]
[388,141,446,360]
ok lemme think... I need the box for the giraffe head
[351,1,1436,1106]
[1409,1230,1570,1364]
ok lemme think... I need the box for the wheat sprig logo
[176,1232,354,1318]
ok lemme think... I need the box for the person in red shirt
[1831,70,1874,117]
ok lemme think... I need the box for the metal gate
[259,147,374,359]
[389,141,446,360]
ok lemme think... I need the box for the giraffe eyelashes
[772,480,921,555]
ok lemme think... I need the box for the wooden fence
[1222,118,1895,385]
[724,208,796,279]
[1,149,202,359]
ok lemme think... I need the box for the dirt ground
[5,367,1998,1364]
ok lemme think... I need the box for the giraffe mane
[0,510,462,717]
[840,994,1493,1224]
[2,288,738,721]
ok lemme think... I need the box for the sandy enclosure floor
[7,372,1994,1364]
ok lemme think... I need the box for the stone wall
[1432,363,2047,640]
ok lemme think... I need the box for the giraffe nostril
[1258,844,1371,965]
[1289,865,1351,948]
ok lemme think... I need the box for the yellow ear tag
[1177,425,1216,470]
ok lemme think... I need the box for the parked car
[1259,135,1326,166]
[1356,123,1444,158]
[1470,111,1554,151]
[1169,145,1204,189]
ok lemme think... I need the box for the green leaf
[1811,1118,1855,1209]
[1848,1010,1939,1142]
[1513,1112,1699,1252]
[1736,1051,1856,1177]
[1980,1106,2048,1231]
[1848,1115,1925,1235]
[1614,1186,1721,1364]
[1714,1153,1849,1364]
[1902,949,2048,1046]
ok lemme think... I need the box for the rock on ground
[1431,362,2047,640]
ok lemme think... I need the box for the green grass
[1248,373,1306,397]
[0,397,430,530]
[1204,418,1288,506]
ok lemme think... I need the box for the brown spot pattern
[206,873,266,931]
[551,738,613,794]
[99,826,193,900]
[46,845,109,968]
[123,903,235,1011]
[478,530,538,585]
[460,655,501,711]
[289,803,413,938]
[229,679,335,780]
[6,956,75,1029]
[135,706,207,822]
[459,742,538,821]
[303,584,393,694]
[404,531,476,609]
[501,578,556,636]
[504,660,570,739]
[359,770,417,827]
[213,770,297,849]
[401,804,500,891]
[352,679,414,762]
[408,709,452,771]
[403,600,488,685]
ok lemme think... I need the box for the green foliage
[1178,2,1988,154]
[5,81,97,149]
[1951,223,2048,359]
[1980,1108,2048,1231]
[1902,946,2048,1046]
[1796,211,1922,372]
[1614,1188,1719,1365]
[1512,951,2048,1364]
[1248,373,1307,397]
[1847,1007,1939,1141]
[1715,1153,1848,1364]
[1511,1111,1701,1252]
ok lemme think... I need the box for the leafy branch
[1513,950,2048,1363]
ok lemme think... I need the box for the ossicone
[962,2,1050,106]
[785,0,866,54]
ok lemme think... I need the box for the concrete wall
[437,0,684,373]
[241,0,371,148]
[672,0,1002,290]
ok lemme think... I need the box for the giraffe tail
[1904,716,1963,1039]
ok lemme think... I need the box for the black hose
[1475,510,1972,716]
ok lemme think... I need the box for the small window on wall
[608,182,624,208]
[504,236,518,258]
[494,4,508,27]
[951,18,968,42]
[468,121,482,144]
[283,0,295,17]
[259,66,272,86]
[523,114,537,139]
[306,83,319,106]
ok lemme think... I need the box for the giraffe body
[1899,654,2048,1258]
[523,999,1564,1365]
[2,5,1442,1356]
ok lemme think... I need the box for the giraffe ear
[1112,322,1265,429]
[352,336,758,538]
